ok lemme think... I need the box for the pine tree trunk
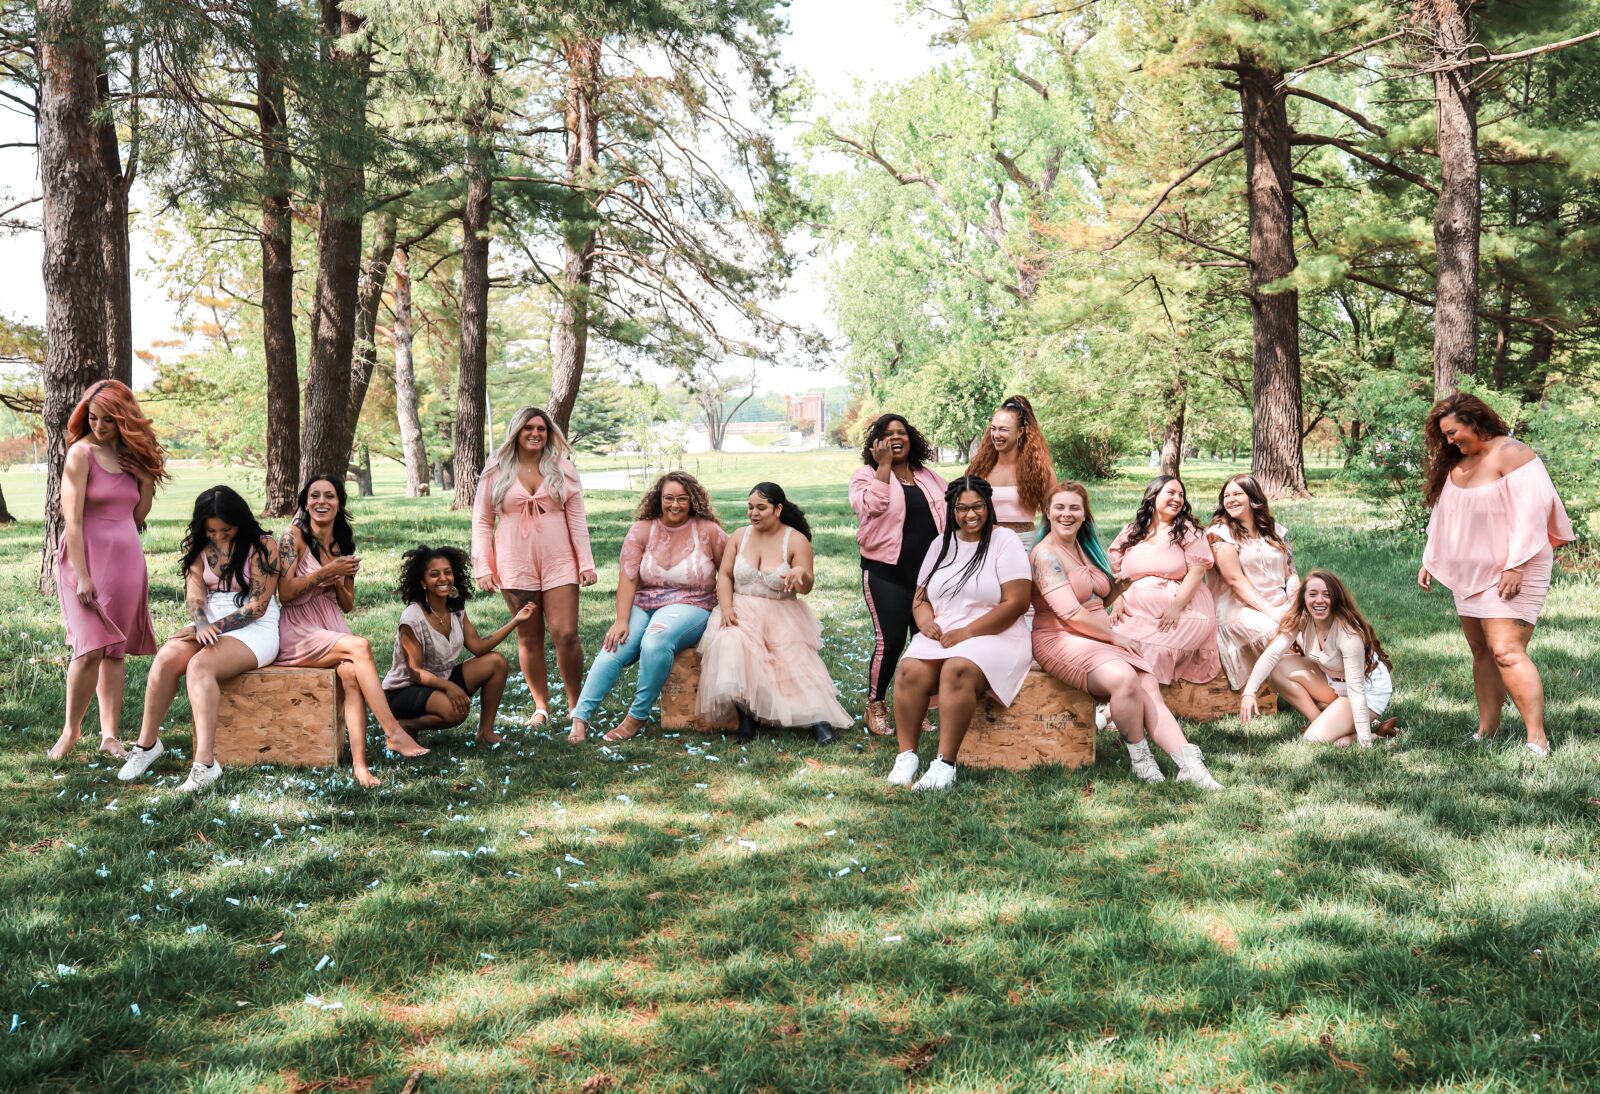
[38,0,111,594]
[97,65,132,386]
[257,30,299,518]
[341,209,396,459]
[350,444,373,497]
[1238,58,1309,499]
[391,247,429,497]
[1159,376,1186,478]
[1429,0,1479,399]
[452,4,494,510]
[547,35,602,434]
[300,0,369,483]
[0,484,14,523]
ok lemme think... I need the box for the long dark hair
[1424,392,1511,507]
[1123,475,1201,548]
[397,544,473,613]
[1210,474,1286,550]
[925,475,997,594]
[180,485,273,606]
[293,475,356,561]
[750,482,811,540]
[1277,569,1391,676]
[860,413,935,470]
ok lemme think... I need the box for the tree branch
[1289,134,1440,196]
[1106,139,1243,250]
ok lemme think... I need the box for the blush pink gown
[1422,456,1574,625]
[56,450,157,660]
[274,547,350,665]
[1108,523,1220,685]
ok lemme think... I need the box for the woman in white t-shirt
[887,477,1033,791]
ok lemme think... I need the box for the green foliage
[1519,382,1600,545]
[144,348,271,467]
[1341,373,1435,535]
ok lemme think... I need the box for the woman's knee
[896,659,934,693]
[1489,641,1528,670]
[335,661,360,685]
[485,651,509,676]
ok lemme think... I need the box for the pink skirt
[274,589,351,666]
[1452,545,1553,626]
[1112,577,1220,686]
[697,594,852,728]
[1032,624,1151,693]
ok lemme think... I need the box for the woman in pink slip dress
[50,380,168,761]
[1206,474,1300,692]
[1031,484,1222,790]
[964,394,1057,551]
[1419,394,1575,756]
[275,475,429,787]
[697,483,851,745]
[472,406,597,729]
[1108,476,1220,686]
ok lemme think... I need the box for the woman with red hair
[49,380,169,760]
[965,395,1057,550]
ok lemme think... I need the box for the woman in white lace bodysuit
[696,482,853,744]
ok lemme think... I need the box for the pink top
[619,517,729,612]
[471,461,596,588]
[275,543,351,665]
[1422,456,1575,600]
[1108,523,1216,582]
[849,465,948,563]
[990,485,1033,524]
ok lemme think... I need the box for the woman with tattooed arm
[118,486,282,793]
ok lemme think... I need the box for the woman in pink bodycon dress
[1418,394,1574,756]
[473,406,597,731]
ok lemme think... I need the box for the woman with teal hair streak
[1029,482,1223,790]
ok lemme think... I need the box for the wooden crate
[213,667,345,767]
[658,648,736,732]
[1161,672,1276,722]
[959,666,1096,772]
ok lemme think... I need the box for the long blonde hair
[490,406,572,510]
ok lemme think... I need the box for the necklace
[425,600,451,630]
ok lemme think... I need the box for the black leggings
[862,569,918,703]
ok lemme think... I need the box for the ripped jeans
[571,603,711,722]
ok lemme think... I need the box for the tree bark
[0,484,14,523]
[256,25,299,517]
[97,64,132,386]
[1429,0,1480,399]
[547,35,602,433]
[391,247,429,497]
[1237,57,1308,498]
[452,3,494,509]
[341,208,396,457]
[38,0,112,593]
[1159,375,1186,478]
[299,0,369,483]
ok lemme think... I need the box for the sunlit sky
[0,0,940,395]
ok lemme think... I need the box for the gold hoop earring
[449,586,461,599]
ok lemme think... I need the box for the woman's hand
[195,622,221,647]
[321,556,360,582]
[443,682,471,720]
[870,435,894,469]
[74,573,98,607]
[918,619,943,642]
[1157,598,1184,632]
[1416,565,1432,592]
[1498,567,1523,600]
[1112,632,1142,657]
[478,574,499,593]
[602,619,629,652]
[579,569,598,588]
[511,602,537,626]
[782,567,812,594]
[938,626,968,649]
[721,603,739,629]
[1239,693,1259,727]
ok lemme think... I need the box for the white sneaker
[117,740,165,782]
[1125,739,1165,783]
[176,761,223,794]
[912,757,957,791]
[1174,744,1224,791]
[1095,704,1111,732]
[886,750,921,787]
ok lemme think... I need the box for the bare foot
[355,767,382,788]
[98,736,128,760]
[48,730,80,761]
[524,709,550,729]
[385,732,430,758]
[568,717,589,744]
[477,729,506,745]
[603,715,646,743]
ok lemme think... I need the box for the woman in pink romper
[275,475,429,786]
[472,406,597,729]
[1419,394,1575,756]
[1032,484,1222,789]
[50,380,167,761]
[1108,476,1220,686]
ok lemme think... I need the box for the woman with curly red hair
[1418,393,1573,756]
[49,380,169,761]
[965,395,1057,550]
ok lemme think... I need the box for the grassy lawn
[1,452,1597,1091]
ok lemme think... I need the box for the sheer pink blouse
[619,518,729,612]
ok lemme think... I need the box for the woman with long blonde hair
[471,406,597,730]
[964,395,1057,549]
[50,380,169,761]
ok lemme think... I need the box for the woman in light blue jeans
[569,472,728,743]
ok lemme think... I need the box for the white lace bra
[732,527,793,600]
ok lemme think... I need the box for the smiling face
[952,490,988,539]
[881,419,910,464]
[518,414,548,456]
[1303,576,1332,620]
[660,479,693,528]
[1221,480,1253,525]
[1047,489,1086,542]
[423,556,455,602]
[747,490,779,530]
[305,479,341,526]
[1154,479,1186,524]
[988,409,1020,455]
[1438,414,1483,456]
[86,399,119,445]
[205,517,238,551]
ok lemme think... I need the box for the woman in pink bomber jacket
[849,413,947,736]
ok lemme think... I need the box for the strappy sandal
[524,709,550,729]
[1373,717,1400,738]
[603,718,645,743]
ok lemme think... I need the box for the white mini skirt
[205,590,281,668]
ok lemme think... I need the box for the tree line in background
[811,0,1600,513]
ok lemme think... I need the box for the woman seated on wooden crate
[1207,474,1300,693]
[273,475,430,787]
[382,545,533,745]
[1031,483,1222,790]
[117,486,282,794]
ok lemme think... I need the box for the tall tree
[1426,0,1479,398]
[96,57,132,385]
[453,1,493,508]
[390,245,430,496]
[343,207,396,494]
[545,32,599,434]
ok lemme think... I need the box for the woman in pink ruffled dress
[1419,394,1574,756]
[1108,476,1220,686]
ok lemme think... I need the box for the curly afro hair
[396,544,473,612]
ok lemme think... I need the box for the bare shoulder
[1492,437,1537,474]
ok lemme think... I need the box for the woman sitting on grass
[274,474,429,788]
[382,545,533,745]
[1240,570,1397,748]
[117,486,282,794]
[569,472,728,744]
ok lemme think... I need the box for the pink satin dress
[56,449,157,660]
[274,546,351,665]
[1108,523,1220,685]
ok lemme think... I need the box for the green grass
[2,454,1598,1091]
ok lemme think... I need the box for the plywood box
[658,648,737,732]
[213,667,345,767]
[1161,672,1276,722]
[959,667,1096,772]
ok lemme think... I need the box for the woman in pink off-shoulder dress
[1419,394,1574,756]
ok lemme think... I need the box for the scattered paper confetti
[130,1003,141,1017]
[186,925,208,935]
[564,854,585,866]
[314,954,333,972]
